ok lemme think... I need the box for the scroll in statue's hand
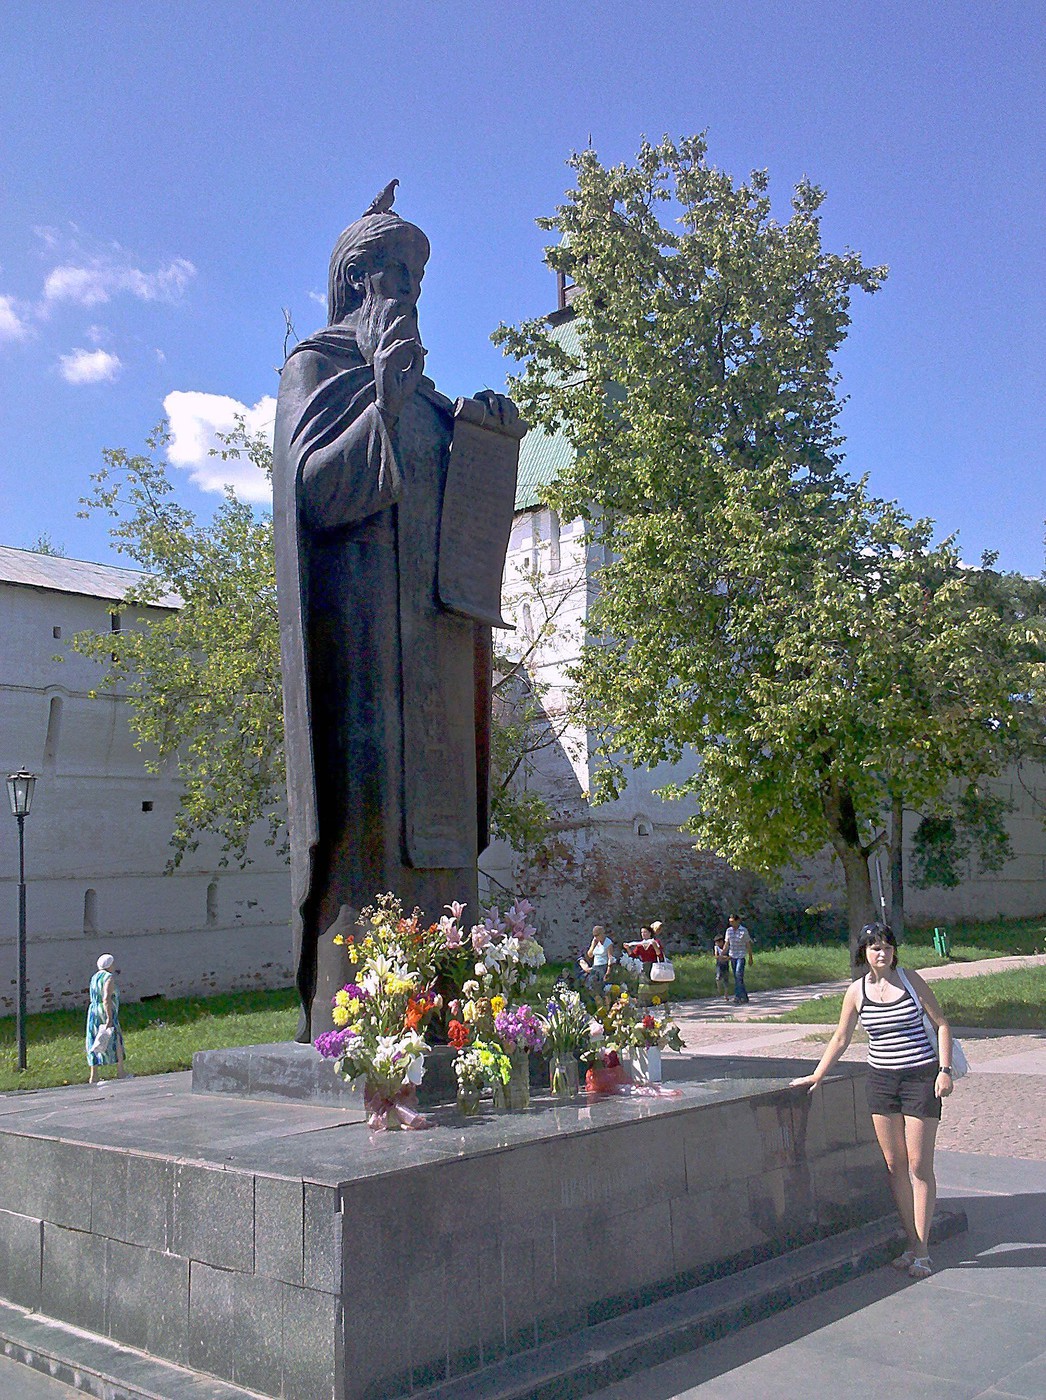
[374,317,426,420]
[471,389,520,430]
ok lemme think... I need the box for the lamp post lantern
[6,769,37,1072]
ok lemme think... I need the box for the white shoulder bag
[897,968,968,1079]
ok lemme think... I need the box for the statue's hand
[374,317,426,419]
[472,390,520,429]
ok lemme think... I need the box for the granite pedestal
[0,1057,892,1400]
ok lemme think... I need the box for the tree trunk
[890,790,905,938]
[823,777,876,968]
[838,844,876,970]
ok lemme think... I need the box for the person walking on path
[790,922,954,1278]
[724,914,753,1003]
[713,932,732,999]
[86,954,131,1085]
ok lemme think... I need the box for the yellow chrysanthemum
[490,995,506,1016]
[652,996,662,1006]
[331,1005,350,1027]
[334,989,350,1008]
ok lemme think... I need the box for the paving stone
[105,1236,188,1363]
[255,1174,303,1284]
[187,1259,237,1383]
[303,1182,340,1294]
[280,1284,340,1400]
[172,1162,254,1272]
[0,1208,42,1309]
[41,1222,107,1334]
[91,1147,172,1251]
[233,1269,285,1395]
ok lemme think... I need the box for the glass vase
[456,1083,482,1117]
[494,1048,531,1112]
[549,1051,580,1099]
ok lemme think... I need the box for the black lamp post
[6,769,37,1071]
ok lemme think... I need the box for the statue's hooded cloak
[273,214,490,1033]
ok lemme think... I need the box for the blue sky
[0,1,1042,573]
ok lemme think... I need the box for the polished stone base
[191,1040,545,1108]
[0,1061,893,1400]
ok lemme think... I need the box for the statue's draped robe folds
[273,328,491,1031]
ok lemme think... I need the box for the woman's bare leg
[904,1115,938,1254]
[872,1113,919,1250]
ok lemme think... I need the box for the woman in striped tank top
[791,923,955,1279]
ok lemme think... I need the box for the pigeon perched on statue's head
[363,179,399,217]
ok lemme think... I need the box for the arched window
[206,881,219,928]
[43,696,63,769]
[83,889,98,937]
[549,510,562,574]
[634,817,653,838]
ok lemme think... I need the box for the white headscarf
[96,954,115,972]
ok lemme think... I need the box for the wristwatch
[939,1066,953,1076]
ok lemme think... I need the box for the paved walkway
[584,1151,1046,1400]
[678,951,1046,1023]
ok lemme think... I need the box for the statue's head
[327,213,430,327]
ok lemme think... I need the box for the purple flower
[329,983,370,1008]
[494,1005,546,1052]
[315,1028,357,1059]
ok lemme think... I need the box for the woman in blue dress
[86,954,130,1084]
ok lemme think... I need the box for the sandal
[908,1256,933,1279]
[890,1249,916,1273]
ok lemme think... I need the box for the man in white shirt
[724,914,754,1004]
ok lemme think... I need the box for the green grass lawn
[0,987,299,1093]
[2,915,1041,1092]
[774,967,1046,1031]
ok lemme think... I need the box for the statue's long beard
[356,291,420,365]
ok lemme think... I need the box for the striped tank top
[858,975,936,1070]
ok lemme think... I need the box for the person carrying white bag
[86,954,132,1085]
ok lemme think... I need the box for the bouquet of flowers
[467,898,546,1002]
[631,1009,685,1052]
[588,988,636,1056]
[541,988,591,1055]
[317,895,441,1128]
[493,1004,547,1055]
[453,1039,512,1093]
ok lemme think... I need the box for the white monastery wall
[0,570,292,1014]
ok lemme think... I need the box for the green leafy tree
[495,136,1046,954]
[72,426,283,867]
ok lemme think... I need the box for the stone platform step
[0,1299,269,1400]
[416,1207,968,1400]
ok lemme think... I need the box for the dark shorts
[866,1062,941,1120]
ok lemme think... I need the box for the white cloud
[164,390,276,503]
[43,255,196,308]
[58,347,122,384]
[307,290,327,308]
[0,295,29,342]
